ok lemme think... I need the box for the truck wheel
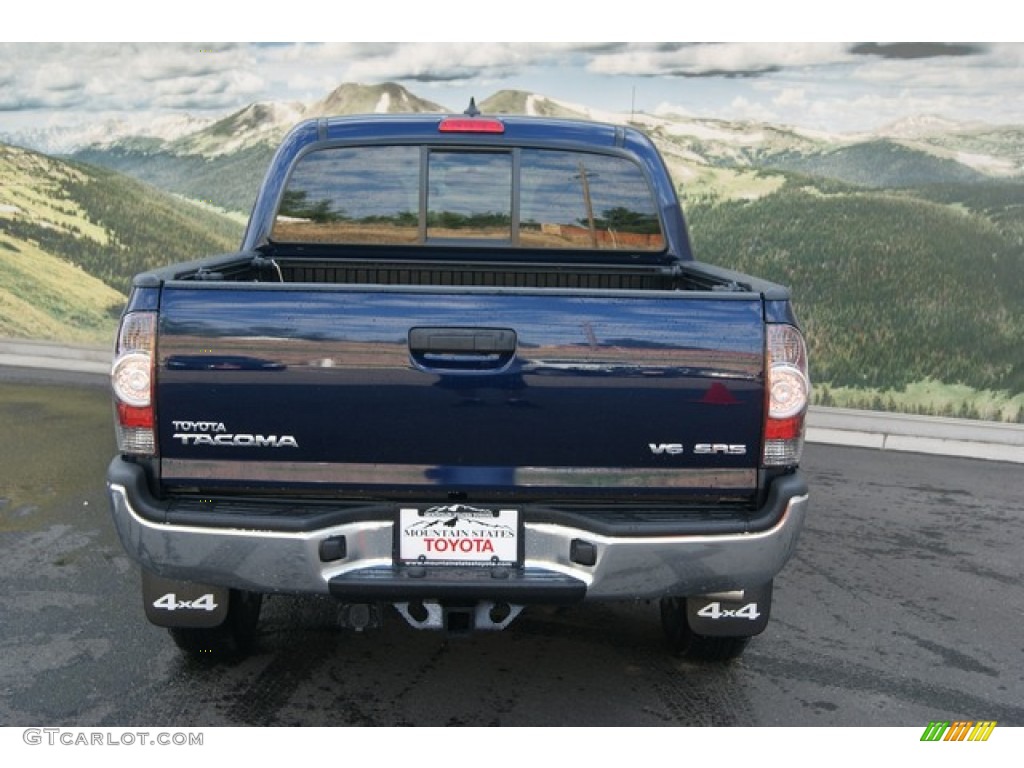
[169,589,263,660]
[659,597,750,662]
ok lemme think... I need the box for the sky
[3,7,1022,141]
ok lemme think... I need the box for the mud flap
[142,570,230,629]
[686,581,772,637]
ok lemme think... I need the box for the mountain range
[5,81,1021,214]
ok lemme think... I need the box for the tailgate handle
[408,327,517,371]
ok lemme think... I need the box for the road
[1,373,1022,727]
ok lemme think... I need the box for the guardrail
[807,406,1024,464]
[2,338,1022,464]
[0,338,110,374]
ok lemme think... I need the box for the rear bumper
[107,458,808,601]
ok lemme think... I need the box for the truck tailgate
[156,285,765,498]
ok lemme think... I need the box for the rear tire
[169,590,263,660]
[659,597,750,662]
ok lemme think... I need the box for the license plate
[398,504,520,565]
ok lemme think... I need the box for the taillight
[764,324,810,467]
[112,311,156,455]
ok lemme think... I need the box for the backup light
[112,352,152,408]
[769,364,809,420]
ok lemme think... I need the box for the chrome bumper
[108,468,808,601]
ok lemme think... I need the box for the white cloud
[1,41,1022,137]
[587,43,850,77]
[773,88,808,108]
[332,43,537,83]
[725,96,780,125]
[1,43,269,115]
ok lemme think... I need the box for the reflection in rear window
[273,146,420,244]
[427,151,512,241]
[520,150,662,250]
[272,145,664,251]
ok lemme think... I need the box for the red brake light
[765,415,803,441]
[117,401,154,429]
[438,117,505,134]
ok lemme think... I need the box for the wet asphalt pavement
[1,372,1022,727]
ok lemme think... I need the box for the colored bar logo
[920,721,997,742]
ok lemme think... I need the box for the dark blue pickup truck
[107,107,810,661]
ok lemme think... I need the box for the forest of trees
[25,160,244,294]
[686,178,1024,395]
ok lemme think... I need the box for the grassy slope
[0,142,243,343]
[0,234,123,345]
[55,159,244,293]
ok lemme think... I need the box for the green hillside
[71,143,271,215]
[0,235,124,345]
[686,179,1024,410]
[0,142,244,343]
[760,140,988,188]
[901,181,1024,243]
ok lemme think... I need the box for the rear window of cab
[271,145,665,251]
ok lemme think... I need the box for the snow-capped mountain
[170,101,306,156]
[30,81,1019,213]
[1,113,215,155]
[165,83,447,158]
[875,114,984,140]
[309,82,445,119]
[479,90,590,119]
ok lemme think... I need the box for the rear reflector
[438,117,505,134]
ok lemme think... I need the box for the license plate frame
[396,504,521,566]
